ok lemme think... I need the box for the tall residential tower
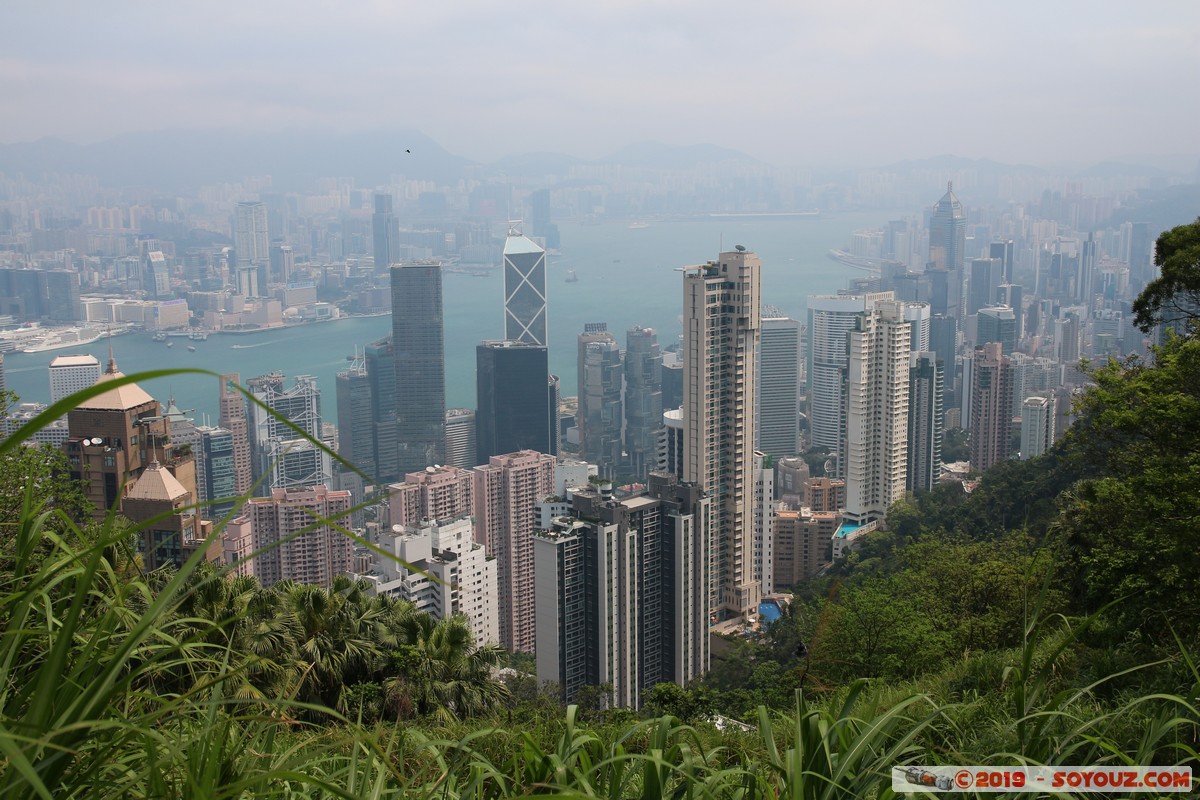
[682,249,760,620]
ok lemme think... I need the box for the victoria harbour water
[4,210,897,424]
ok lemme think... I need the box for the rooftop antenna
[105,327,117,374]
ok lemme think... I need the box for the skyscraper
[907,351,944,493]
[577,323,623,475]
[928,183,966,273]
[218,373,253,497]
[759,311,801,457]
[473,450,556,653]
[234,201,269,269]
[246,372,331,493]
[989,239,1015,284]
[475,340,556,464]
[968,258,1004,317]
[503,227,548,346]
[682,249,760,620]
[335,359,375,479]
[390,263,446,474]
[978,305,1017,354]
[364,336,399,483]
[195,425,238,520]
[840,300,911,524]
[807,293,894,451]
[969,343,1014,473]
[372,193,399,270]
[533,472,710,708]
[624,326,663,480]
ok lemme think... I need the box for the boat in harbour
[566,270,579,283]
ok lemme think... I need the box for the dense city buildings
[533,473,710,708]
[807,293,893,451]
[473,450,556,653]
[682,249,760,620]
[371,516,499,647]
[390,262,446,474]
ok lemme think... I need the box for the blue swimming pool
[758,600,782,623]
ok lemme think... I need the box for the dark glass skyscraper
[476,341,556,464]
[365,335,399,482]
[336,360,375,478]
[391,263,446,474]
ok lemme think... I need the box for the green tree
[384,614,510,721]
[1132,217,1200,334]
[1059,334,1200,635]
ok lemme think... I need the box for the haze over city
[4,1,1199,168]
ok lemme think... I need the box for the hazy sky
[4,1,1198,167]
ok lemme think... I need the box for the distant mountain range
[0,131,762,192]
[0,130,1191,193]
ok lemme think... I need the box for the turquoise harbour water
[4,211,896,424]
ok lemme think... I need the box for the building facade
[475,340,556,464]
[246,372,331,493]
[841,300,911,524]
[577,323,624,476]
[503,227,548,346]
[246,485,352,587]
[682,249,761,620]
[533,473,710,708]
[624,326,663,480]
[390,263,446,474]
[907,351,944,493]
[473,450,556,653]
[970,342,1014,472]
[759,312,801,457]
